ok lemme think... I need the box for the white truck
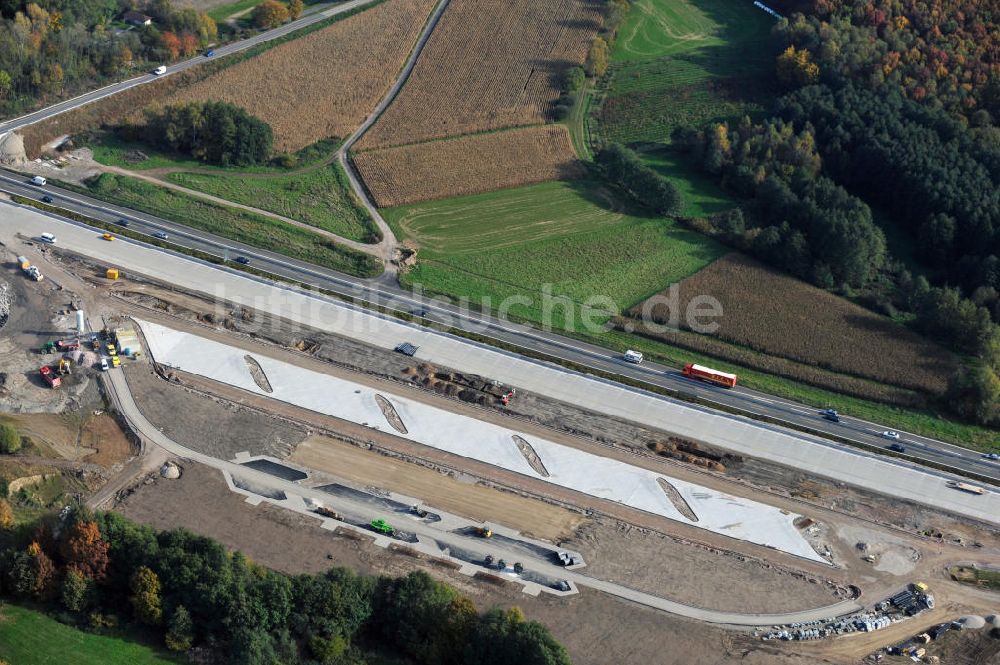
[153,65,166,75]
[16,256,43,281]
[30,175,46,186]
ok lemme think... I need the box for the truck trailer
[947,481,985,495]
[682,363,738,388]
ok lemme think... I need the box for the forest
[0,0,217,118]
[0,506,570,665]
[666,0,1000,424]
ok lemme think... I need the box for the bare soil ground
[166,0,439,152]
[123,362,308,460]
[113,461,848,665]
[354,125,581,206]
[11,412,134,467]
[290,434,584,541]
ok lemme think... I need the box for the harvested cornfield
[354,125,581,206]
[165,0,438,152]
[358,0,603,149]
[628,253,957,396]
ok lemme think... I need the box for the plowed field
[629,254,957,395]
[166,0,438,152]
[358,0,603,149]
[354,125,580,206]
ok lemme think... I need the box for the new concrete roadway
[103,365,862,626]
[4,201,1000,527]
[0,0,378,138]
[2,176,998,487]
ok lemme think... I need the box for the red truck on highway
[682,363,738,388]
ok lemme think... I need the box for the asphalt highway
[0,0,377,137]
[3,171,998,484]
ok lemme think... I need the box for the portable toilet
[106,267,120,280]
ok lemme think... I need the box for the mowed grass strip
[384,180,724,326]
[630,254,957,395]
[0,603,180,665]
[167,0,439,152]
[359,0,603,149]
[354,125,581,206]
[168,162,378,242]
[85,173,383,277]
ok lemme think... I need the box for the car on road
[102,233,115,241]
[623,349,643,364]
[881,430,901,441]
[984,453,1000,461]
[888,443,906,453]
[153,65,166,75]
[100,357,109,371]
[821,408,840,423]
[40,195,53,203]
[204,49,216,57]
[235,256,251,265]
[153,231,169,240]
[39,232,56,244]
[116,218,130,227]
[30,175,46,186]
[410,307,428,317]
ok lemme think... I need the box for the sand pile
[0,132,26,165]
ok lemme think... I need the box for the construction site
[2,218,1000,665]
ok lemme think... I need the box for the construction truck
[370,519,394,535]
[39,366,60,388]
[56,339,79,351]
[475,526,493,538]
[16,256,42,281]
[314,506,341,520]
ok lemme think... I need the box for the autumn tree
[287,0,304,20]
[776,46,819,88]
[130,566,163,625]
[61,569,90,612]
[60,520,109,581]
[26,542,56,601]
[0,499,12,530]
[585,37,609,77]
[160,31,181,59]
[253,0,289,29]
[179,31,199,57]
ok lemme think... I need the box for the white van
[623,349,643,364]
[153,65,167,75]
[30,176,46,186]
[39,232,56,244]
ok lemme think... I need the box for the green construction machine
[369,519,394,535]
[40,341,56,354]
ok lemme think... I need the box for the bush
[595,143,683,215]
[143,101,273,166]
[0,424,20,454]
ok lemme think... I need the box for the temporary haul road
[2,180,999,485]
[4,203,1000,526]
[0,0,380,138]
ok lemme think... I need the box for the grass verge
[949,566,1000,591]
[0,603,181,665]
[66,173,382,278]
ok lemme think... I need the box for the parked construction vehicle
[39,366,60,388]
[475,526,493,538]
[314,506,341,520]
[16,256,42,281]
[40,341,56,354]
[57,358,72,375]
[682,363,738,388]
[370,519,394,535]
[56,339,79,351]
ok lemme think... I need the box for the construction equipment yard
[2,213,1000,665]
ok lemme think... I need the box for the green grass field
[0,604,180,665]
[384,180,725,327]
[637,145,733,217]
[595,0,776,146]
[83,173,382,278]
[167,163,377,243]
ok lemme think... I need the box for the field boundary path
[102,359,862,625]
[336,0,454,278]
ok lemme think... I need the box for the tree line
[0,507,571,665]
[140,100,273,166]
[0,0,217,118]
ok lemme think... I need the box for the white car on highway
[984,453,1000,461]
[881,430,901,440]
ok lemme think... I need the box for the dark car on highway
[41,195,53,203]
[821,408,840,423]
[235,256,251,265]
[205,49,215,57]
[116,218,130,227]
[888,443,906,453]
